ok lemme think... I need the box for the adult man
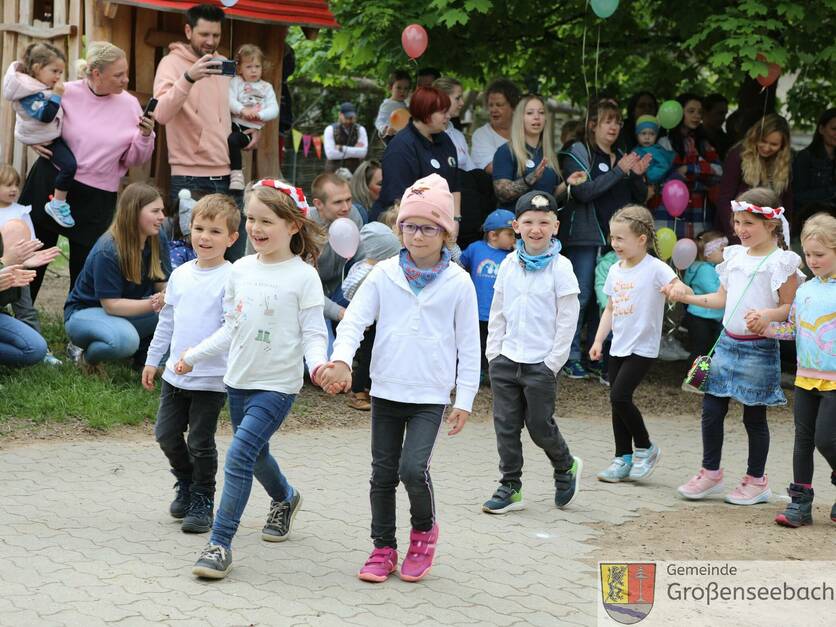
[323,102,368,174]
[153,3,255,259]
[308,173,364,323]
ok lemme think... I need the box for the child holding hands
[320,174,480,584]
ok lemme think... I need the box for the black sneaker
[262,489,302,542]
[181,492,214,534]
[554,456,583,508]
[192,544,232,579]
[169,480,191,519]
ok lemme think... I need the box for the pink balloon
[672,238,698,270]
[401,24,428,60]
[328,218,360,259]
[662,179,689,218]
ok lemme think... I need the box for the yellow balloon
[656,227,677,261]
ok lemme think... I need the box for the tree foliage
[290,0,834,125]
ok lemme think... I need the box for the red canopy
[110,0,339,29]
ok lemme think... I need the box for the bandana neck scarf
[516,238,562,272]
[399,247,452,291]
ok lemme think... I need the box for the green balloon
[656,227,677,261]
[658,100,683,129]
[591,0,619,18]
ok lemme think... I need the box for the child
[0,165,38,330]
[671,187,803,505]
[632,115,675,189]
[228,45,279,191]
[320,173,479,583]
[176,180,328,579]
[3,43,77,228]
[142,194,240,534]
[593,249,618,386]
[483,190,582,514]
[341,222,401,411]
[374,69,411,141]
[459,209,516,381]
[768,213,836,527]
[589,205,687,482]
[682,231,727,363]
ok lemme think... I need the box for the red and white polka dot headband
[731,200,790,244]
[253,179,309,217]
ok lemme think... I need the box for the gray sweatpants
[12,286,40,332]
[489,354,574,490]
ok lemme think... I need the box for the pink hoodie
[153,42,231,177]
[2,61,63,145]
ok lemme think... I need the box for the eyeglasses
[400,222,443,237]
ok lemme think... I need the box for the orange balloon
[389,108,410,131]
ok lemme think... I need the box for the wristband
[184,71,195,84]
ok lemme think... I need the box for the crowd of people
[0,2,834,587]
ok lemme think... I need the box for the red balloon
[755,54,781,88]
[662,179,689,218]
[401,24,428,60]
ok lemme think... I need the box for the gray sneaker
[629,444,661,481]
[262,489,302,542]
[192,543,232,579]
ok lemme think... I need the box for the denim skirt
[704,334,786,406]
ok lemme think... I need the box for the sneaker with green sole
[555,456,583,508]
[482,484,524,514]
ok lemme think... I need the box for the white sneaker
[229,170,245,191]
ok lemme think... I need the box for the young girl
[227,45,279,190]
[682,230,727,363]
[176,180,328,580]
[320,173,480,583]
[768,213,836,527]
[672,187,803,505]
[589,205,686,482]
[2,42,77,227]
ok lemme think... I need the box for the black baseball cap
[514,190,558,218]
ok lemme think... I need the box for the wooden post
[0,0,19,164]
[257,25,287,179]
[68,0,82,66]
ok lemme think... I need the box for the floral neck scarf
[399,247,452,292]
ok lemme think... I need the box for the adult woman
[618,91,658,151]
[656,93,722,239]
[792,108,836,216]
[434,77,476,172]
[64,183,170,368]
[492,94,564,210]
[560,98,650,380]
[370,87,461,226]
[350,160,382,224]
[470,78,521,172]
[716,114,793,240]
[19,41,155,300]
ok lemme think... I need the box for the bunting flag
[312,135,323,159]
[302,134,312,157]
[291,129,303,152]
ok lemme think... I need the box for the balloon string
[581,1,591,159]
[594,23,601,102]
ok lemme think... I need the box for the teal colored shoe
[554,456,583,508]
[482,484,524,514]
[629,444,661,481]
[562,360,589,379]
[597,457,633,483]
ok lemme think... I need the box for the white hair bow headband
[731,200,790,246]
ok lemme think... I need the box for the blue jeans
[65,307,158,364]
[210,387,296,549]
[563,246,600,362]
[169,175,246,261]
[0,312,47,367]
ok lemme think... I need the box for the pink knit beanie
[396,174,455,234]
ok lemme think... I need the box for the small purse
[681,250,775,394]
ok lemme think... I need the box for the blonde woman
[716,114,793,240]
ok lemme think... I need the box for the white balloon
[328,218,360,259]
[220,0,239,7]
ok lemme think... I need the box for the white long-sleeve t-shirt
[229,76,279,129]
[330,256,481,412]
[323,123,369,161]
[184,254,328,394]
[486,251,581,374]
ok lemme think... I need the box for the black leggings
[228,123,250,170]
[792,387,836,484]
[608,354,654,456]
[351,324,376,394]
[701,394,769,477]
[29,229,93,302]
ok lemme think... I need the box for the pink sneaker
[677,468,724,500]
[358,547,398,583]
[725,475,771,505]
[399,523,438,582]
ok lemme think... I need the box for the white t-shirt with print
[718,245,803,336]
[0,202,35,240]
[604,254,676,358]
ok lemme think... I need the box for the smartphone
[218,59,237,76]
[142,97,158,117]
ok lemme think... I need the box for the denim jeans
[65,307,158,365]
[210,387,295,549]
[169,175,246,261]
[0,312,47,367]
[154,380,227,496]
[370,398,444,549]
[563,246,599,362]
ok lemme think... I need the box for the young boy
[632,115,675,187]
[142,194,240,533]
[483,190,582,514]
[459,209,516,382]
[374,69,411,141]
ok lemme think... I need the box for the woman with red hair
[370,87,461,228]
